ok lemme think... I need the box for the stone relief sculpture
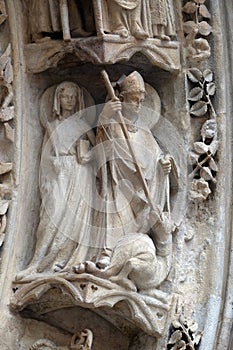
[29,0,94,42]
[29,0,178,42]
[12,71,183,341]
[74,71,178,288]
[0,4,14,255]
[167,316,202,350]
[0,0,7,25]
[30,329,93,350]
[25,1,180,72]
[94,0,176,40]
[70,329,93,350]
[17,72,178,289]
[16,81,96,279]
[100,0,150,39]
[187,68,218,200]
[0,0,232,349]
[189,119,218,200]
[182,0,212,60]
[150,0,176,40]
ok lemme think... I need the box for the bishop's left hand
[160,154,172,175]
[150,207,174,241]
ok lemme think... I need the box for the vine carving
[182,0,212,61]
[187,68,218,200]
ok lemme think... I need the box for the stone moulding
[10,274,176,338]
[24,37,181,74]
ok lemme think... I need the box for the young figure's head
[53,81,84,119]
[119,71,146,119]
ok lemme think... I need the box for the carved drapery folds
[12,72,185,342]
[28,0,177,42]
[29,0,95,42]
[25,0,180,73]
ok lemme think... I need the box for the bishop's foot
[160,34,170,41]
[53,260,67,272]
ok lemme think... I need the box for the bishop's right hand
[99,99,122,124]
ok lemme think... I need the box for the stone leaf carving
[0,44,14,111]
[189,119,218,200]
[167,316,202,349]
[0,200,8,246]
[187,68,218,200]
[182,0,212,60]
[0,44,14,147]
[187,68,216,118]
[0,13,14,253]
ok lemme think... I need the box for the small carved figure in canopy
[29,0,95,42]
[149,0,176,40]
[100,0,150,39]
[93,0,177,41]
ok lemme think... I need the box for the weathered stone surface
[0,1,232,349]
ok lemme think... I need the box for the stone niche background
[0,1,232,350]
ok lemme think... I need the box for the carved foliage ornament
[167,316,202,350]
[187,68,218,200]
[0,2,14,253]
[182,0,212,60]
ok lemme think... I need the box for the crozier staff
[94,71,173,268]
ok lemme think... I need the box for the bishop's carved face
[122,92,145,117]
[60,86,77,114]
